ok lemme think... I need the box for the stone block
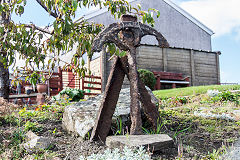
[23,136,53,153]
[106,134,173,152]
[62,86,158,139]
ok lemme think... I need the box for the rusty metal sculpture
[90,15,169,142]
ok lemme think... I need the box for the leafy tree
[0,0,159,99]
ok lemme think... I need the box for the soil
[1,94,240,159]
[1,118,180,160]
[0,117,221,160]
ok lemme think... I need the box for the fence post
[101,76,102,91]
[68,69,75,88]
[156,75,161,90]
[190,49,196,86]
[82,78,84,91]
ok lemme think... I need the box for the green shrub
[138,69,156,90]
[55,88,85,102]
[210,91,240,105]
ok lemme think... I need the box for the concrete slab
[106,134,173,151]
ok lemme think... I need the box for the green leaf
[119,51,127,57]
[73,0,78,10]
[157,11,160,18]
[137,4,141,10]
[17,0,23,4]
[38,33,43,43]
[18,6,24,15]
[0,27,4,34]
[0,5,3,12]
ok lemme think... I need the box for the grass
[151,85,240,159]
[153,84,240,99]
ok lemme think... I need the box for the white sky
[179,0,240,38]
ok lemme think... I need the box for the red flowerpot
[37,84,48,93]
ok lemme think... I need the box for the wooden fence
[10,67,102,97]
[48,67,102,96]
[61,68,102,96]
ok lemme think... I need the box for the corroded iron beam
[90,57,125,142]
[120,57,159,130]
[92,21,169,53]
[127,48,142,135]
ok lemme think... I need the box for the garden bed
[0,85,240,159]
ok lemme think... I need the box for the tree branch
[24,24,53,35]
[35,0,59,18]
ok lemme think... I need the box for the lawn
[153,84,240,99]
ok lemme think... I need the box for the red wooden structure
[10,67,102,98]
[153,71,190,90]
[50,68,102,96]
[48,67,63,96]
[62,68,102,96]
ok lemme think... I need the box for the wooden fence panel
[10,67,102,98]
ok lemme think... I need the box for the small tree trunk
[0,62,9,99]
[0,5,10,99]
[127,47,142,135]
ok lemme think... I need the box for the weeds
[114,117,123,135]
[24,121,43,132]
[142,118,164,134]
[9,128,25,147]
[0,103,66,159]
[205,145,227,159]
[202,91,240,106]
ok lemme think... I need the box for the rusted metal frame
[92,22,169,53]
[127,47,143,134]
[120,57,159,131]
[90,56,126,142]
[90,17,168,142]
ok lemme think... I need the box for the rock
[25,131,38,141]
[62,86,158,138]
[2,140,11,148]
[22,155,35,160]
[207,90,221,97]
[230,90,240,93]
[194,108,240,121]
[0,148,13,160]
[23,133,53,153]
[145,86,159,105]
[106,134,173,151]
